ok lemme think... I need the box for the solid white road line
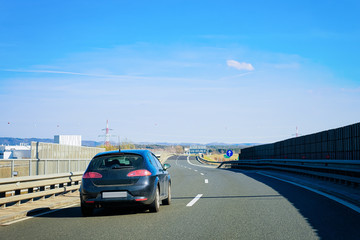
[205,179,209,184]
[187,156,216,168]
[258,172,360,214]
[186,194,203,207]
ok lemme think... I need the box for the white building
[54,135,82,146]
[1,135,83,159]
[0,144,31,159]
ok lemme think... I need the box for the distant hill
[82,140,103,147]
[0,137,103,147]
[205,142,261,147]
[0,137,260,149]
[0,137,53,145]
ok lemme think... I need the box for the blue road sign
[226,150,233,157]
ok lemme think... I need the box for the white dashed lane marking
[186,194,203,207]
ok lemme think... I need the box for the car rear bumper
[80,177,158,207]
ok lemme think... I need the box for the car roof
[94,149,151,158]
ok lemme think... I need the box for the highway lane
[1,155,360,239]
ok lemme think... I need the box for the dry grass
[203,153,237,162]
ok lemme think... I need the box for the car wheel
[162,183,171,205]
[81,201,94,217]
[149,187,160,213]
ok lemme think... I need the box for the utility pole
[99,120,116,147]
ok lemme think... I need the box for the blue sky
[1,0,360,144]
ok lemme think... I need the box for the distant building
[184,147,190,154]
[189,145,207,154]
[54,135,82,146]
[0,144,31,159]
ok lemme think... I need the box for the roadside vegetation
[99,139,136,151]
[99,141,247,160]
[202,153,238,162]
[100,141,184,154]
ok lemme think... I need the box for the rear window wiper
[111,165,133,169]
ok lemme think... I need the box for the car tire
[162,183,171,205]
[81,202,94,217]
[149,187,160,213]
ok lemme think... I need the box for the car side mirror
[163,163,171,170]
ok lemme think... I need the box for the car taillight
[83,172,102,179]
[127,169,152,177]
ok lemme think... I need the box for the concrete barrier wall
[0,142,105,178]
[239,122,360,160]
[31,142,104,159]
[0,159,92,178]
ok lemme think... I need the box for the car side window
[151,153,163,170]
[148,153,156,167]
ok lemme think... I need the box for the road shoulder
[253,170,360,208]
[0,191,79,225]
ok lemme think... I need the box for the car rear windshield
[88,154,145,170]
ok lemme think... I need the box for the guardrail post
[36,159,39,175]
[36,141,40,176]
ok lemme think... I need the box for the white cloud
[227,60,254,71]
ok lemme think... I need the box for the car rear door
[149,153,167,197]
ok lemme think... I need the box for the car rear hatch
[86,153,146,186]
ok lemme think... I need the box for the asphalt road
[1,155,360,240]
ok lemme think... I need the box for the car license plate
[102,191,127,198]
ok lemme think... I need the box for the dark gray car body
[80,149,171,215]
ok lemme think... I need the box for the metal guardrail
[196,156,222,165]
[0,154,175,208]
[218,159,360,186]
[0,159,91,178]
[0,172,83,208]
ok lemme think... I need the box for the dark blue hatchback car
[80,149,171,216]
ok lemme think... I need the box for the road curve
[1,155,359,240]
